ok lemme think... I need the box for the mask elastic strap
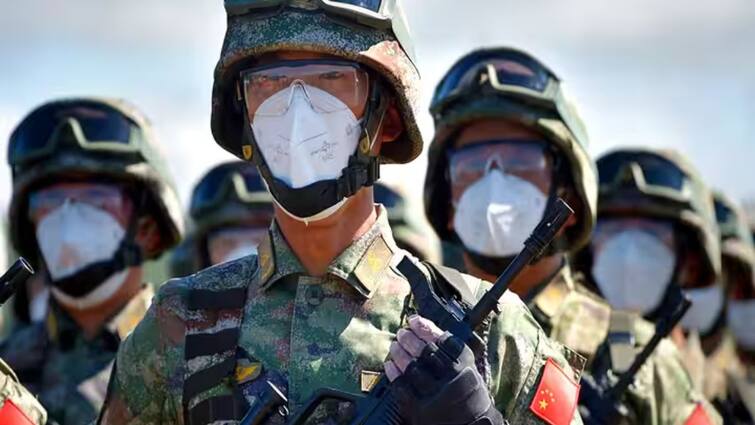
[335,79,388,199]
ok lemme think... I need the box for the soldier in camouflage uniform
[425,48,720,424]
[170,161,274,277]
[711,192,755,423]
[0,98,184,425]
[373,182,436,262]
[677,192,748,403]
[574,147,724,423]
[99,2,585,424]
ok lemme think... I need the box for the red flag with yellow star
[684,403,713,425]
[529,358,580,425]
[0,400,35,425]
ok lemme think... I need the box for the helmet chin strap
[241,80,389,219]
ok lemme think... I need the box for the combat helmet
[594,147,721,286]
[713,191,755,288]
[424,47,597,253]
[212,0,422,165]
[7,97,184,264]
[188,160,273,267]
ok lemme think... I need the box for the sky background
[1,0,754,218]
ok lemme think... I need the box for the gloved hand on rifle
[384,315,505,425]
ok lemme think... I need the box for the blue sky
[1,0,754,216]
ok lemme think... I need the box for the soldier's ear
[380,102,403,144]
[135,215,162,256]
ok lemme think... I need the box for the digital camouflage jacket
[100,207,585,425]
[0,285,153,425]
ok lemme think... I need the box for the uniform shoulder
[153,254,260,314]
[0,358,47,424]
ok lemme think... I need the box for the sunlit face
[28,181,133,227]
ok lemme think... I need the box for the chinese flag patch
[684,403,712,425]
[0,399,34,425]
[529,358,580,425]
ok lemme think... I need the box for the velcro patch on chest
[0,399,35,425]
[529,358,580,425]
[360,370,382,393]
[684,403,713,425]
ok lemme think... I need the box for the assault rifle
[0,258,35,307]
[578,285,692,424]
[242,199,575,425]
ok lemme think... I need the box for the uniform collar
[258,205,399,299]
[46,284,154,347]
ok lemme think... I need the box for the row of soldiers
[1,1,755,424]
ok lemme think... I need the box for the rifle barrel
[0,258,34,307]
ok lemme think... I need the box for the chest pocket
[183,286,250,425]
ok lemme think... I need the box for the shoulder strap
[182,273,253,425]
[422,261,478,308]
[398,257,492,385]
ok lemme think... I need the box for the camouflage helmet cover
[424,47,597,254]
[596,147,721,283]
[7,97,184,263]
[211,0,422,165]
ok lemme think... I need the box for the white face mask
[728,300,755,350]
[36,201,128,307]
[593,229,676,314]
[453,169,547,258]
[252,82,361,222]
[681,284,724,334]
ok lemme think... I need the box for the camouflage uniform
[100,209,585,424]
[0,287,152,424]
[425,48,720,424]
[0,98,184,425]
[0,358,47,424]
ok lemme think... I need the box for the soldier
[0,98,183,425]
[373,182,435,262]
[170,161,274,277]
[425,47,720,424]
[678,192,748,402]
[576,147,723,423]
[99,2,584,424]
[713,193,755,422]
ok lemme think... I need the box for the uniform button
[307,286,323,306]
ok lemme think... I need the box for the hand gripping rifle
[0,258,35,308]
[241,199,575,425]
[578,285,692,424]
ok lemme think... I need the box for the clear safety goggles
[190,163,272,217]
[28,184,128,223]
[598,152,690,200]
[446,140,552,202]
[240,60,370,117]
[226,0,392,29]
[10,102,142,167]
